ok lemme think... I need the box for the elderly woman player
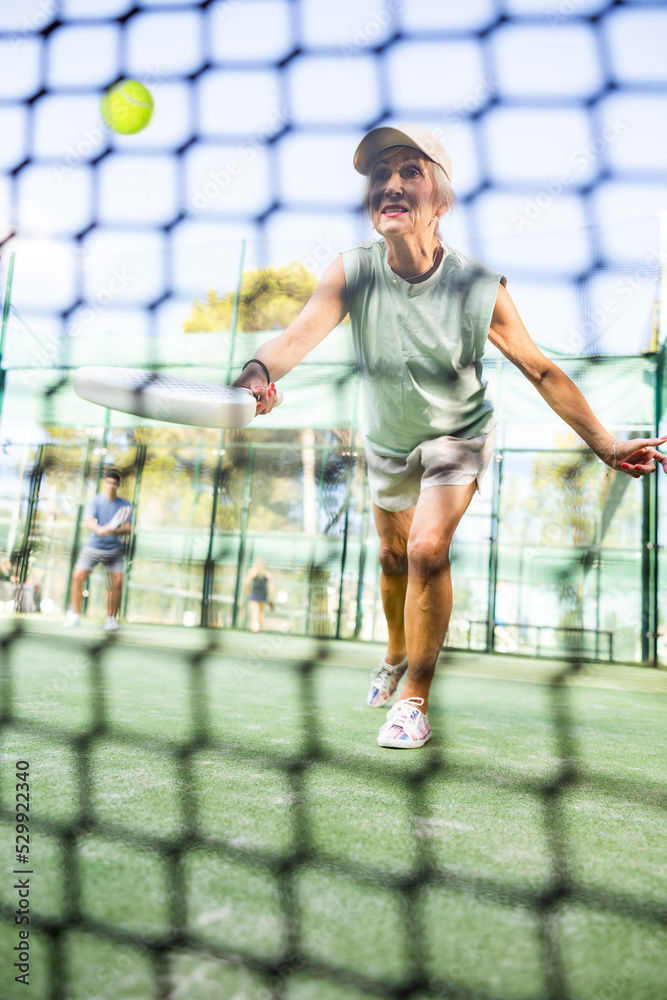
[235,123,667,750]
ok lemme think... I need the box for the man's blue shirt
[86,495,132,551]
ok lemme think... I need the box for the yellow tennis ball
[100,79,154,135]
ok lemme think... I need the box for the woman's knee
[378,543,408,577]
[407,534,451,576]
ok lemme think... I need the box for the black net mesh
[1,622,667,999]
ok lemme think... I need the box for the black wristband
[242,358,271,385]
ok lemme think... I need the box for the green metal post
[15,445,45,611]
[231,446,254,629]
[184,443,202,602]
[0,251,16,420]
[65,436,95,612]
[120,443,146,620]
[305,445,328,636]
[595,479,603,661]
[354,463,370,639]
[201,239,246,628]
[335,449,356,640]
[486,450,502,653]
[641,473,651,664]
[226,238,246,385]
[651,348,664,665]
[201,445,227,628]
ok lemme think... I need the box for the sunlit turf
[0,621,665,1000]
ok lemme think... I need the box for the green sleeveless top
[342,240,506,457]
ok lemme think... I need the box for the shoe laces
[386,696,425,725]
[371,657,406,683]
[371,664,394,686]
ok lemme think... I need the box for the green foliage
[530,447,598,548]
[182,262,319,333]
[528,444,599,630]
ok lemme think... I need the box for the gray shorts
[366,429,496,512]
[75,546,126,574]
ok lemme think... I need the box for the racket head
[74,367,257,428]
[107,504,132,530]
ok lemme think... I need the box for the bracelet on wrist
[242,358,271,386]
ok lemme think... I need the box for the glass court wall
[0,288,664,666]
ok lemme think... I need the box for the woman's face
[368,147,441,239]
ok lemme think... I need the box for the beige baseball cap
[353,123,452,183]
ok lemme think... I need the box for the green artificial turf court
[0,621,665,1000]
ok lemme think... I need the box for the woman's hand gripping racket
[74,367,283,428]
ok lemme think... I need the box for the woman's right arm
[232,255,348,411]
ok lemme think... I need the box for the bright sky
[0,0,666,359]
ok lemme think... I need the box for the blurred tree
[182,262,318,332]
[529,438,599,632]
[530,445,598,548]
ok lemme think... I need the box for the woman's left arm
[488,284,667,478]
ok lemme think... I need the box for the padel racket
[73,366,283,429]
[106,504,132,531]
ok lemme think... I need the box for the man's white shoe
[62,611,81,629]
[103,615,119,632]
[367,654,408,707]
[377,697,432,749]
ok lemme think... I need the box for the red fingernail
[621,463,630,469]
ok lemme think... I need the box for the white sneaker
[377,697,432,749]
[62,611,81,629]
[366,654,408,707]
[103,616,119,632]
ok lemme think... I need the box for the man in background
[63,469,132,632]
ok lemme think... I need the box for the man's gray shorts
[366,429,496,512]
[75,546,126,573]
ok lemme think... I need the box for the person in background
[245,558,275,633]
[63,469,132,632]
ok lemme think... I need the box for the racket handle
[246,384,283,407]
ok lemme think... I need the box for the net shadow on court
[1,620,666,1000]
